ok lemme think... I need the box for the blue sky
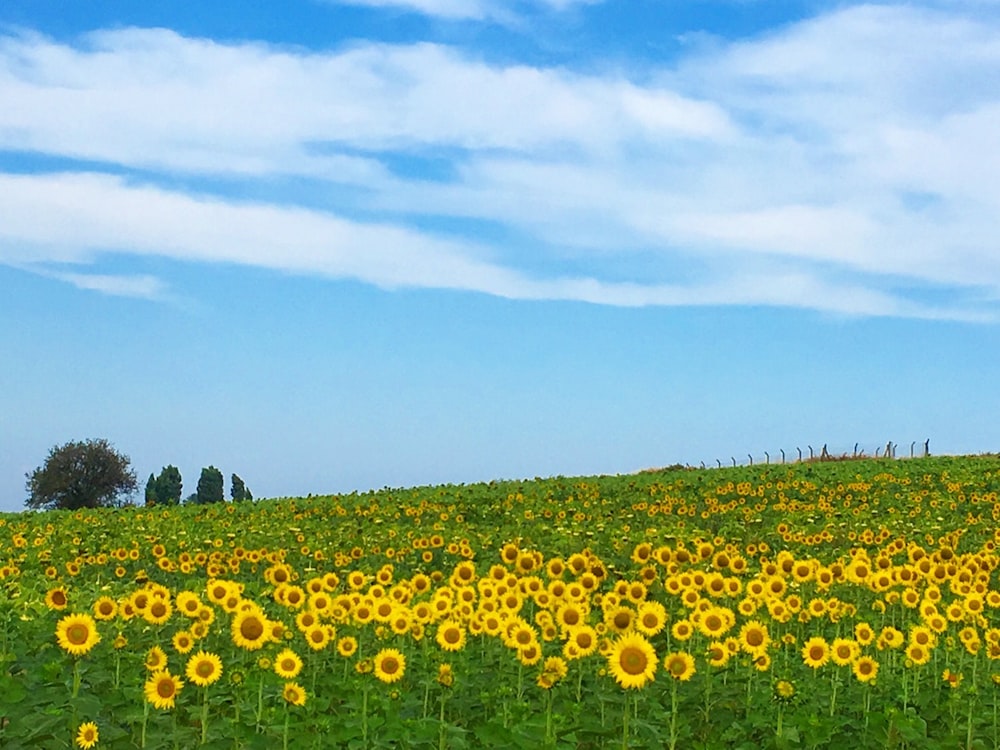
[2,0,1000,512]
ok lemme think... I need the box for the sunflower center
[746,630,764,647]
[613,612,631,629]
[620,646,648,675]
[197,662,214,677]
[444,628,461,644]
[809,646,824,661]
[241,617,265,640]
[67,624,89,645]
[157,679,176,698]
[382,657,399,674]
[668,658,685,676]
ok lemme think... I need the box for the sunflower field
[4,454,1000,749]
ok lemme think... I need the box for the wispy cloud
[1,3,999,320]
[323,0,602,21]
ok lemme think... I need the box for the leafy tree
[25,439,137,511]
[195,466,224,505]
[231,473,252,502]
[153,465,183,506]
[144,473,157,506]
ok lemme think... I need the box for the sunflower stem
[362,685,369,748]
[201,686,209,746]
[621,692,630,750]
[255,674,264,733]
[669,677,678,750]
[438,692,447,750]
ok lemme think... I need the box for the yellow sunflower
[435,620,467,652]
[92,596,118,621]
[801,637,830,669]
[607,633,658,689]
[634,601,667,637]
[282,681,307,706]
[185,650,223,687]
[172,630,195,654]
[337,636,358,657]
[75,721,99,749]
[274,648,304,679]
[663,651,696,681]
[45,586,69,611]
[738,620,770,656]
[853,655,879,683]
[144,669,183,710]
[830,638,859,667]
[55,613,101,657]
[231,610,270,651]
[373,648,406,684]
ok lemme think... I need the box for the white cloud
[1,4,1000,319]
[50,272,168,299]
[323,0,601,20]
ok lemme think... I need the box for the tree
[231,474,252,502]
[195,466,224,505]
[25,439,137,511]
[153,465,183,506]
[144,473,157,506]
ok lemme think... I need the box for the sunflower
[92,596,118,621]
[906,642,932,666]
[145,645,168,671]
[75,721,99,749]
[707,641,730,668]
[437,663,454,687]
[172,630,195,654]
[143,597,172,626]
[282,681,307,706]
[696,607,733,639]
[45,586,69,611]
[775,680,796,701]
[801,637,830,669]
[435,620,466,652]
[567,625,599,658]
[738,621,770,656]
[231,610,270,651]
[337,636,358,658]
[175,591,203,618]
[373,648,406,684]
[144,669,183,710]
[56,613,101,656]
[607,633,658,689]
[853,655,879,683]
[185,650,223,687]
[830,638,859,667]
[635,601,667,637]
[304,624,333,651]
[663,651,696,681]
[274,648,304,679]
[670,619,693,641]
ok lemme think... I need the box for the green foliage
[232,473,252,502]
[23,438,137,510]
[147,465,183,506]
[195,466,225,504]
